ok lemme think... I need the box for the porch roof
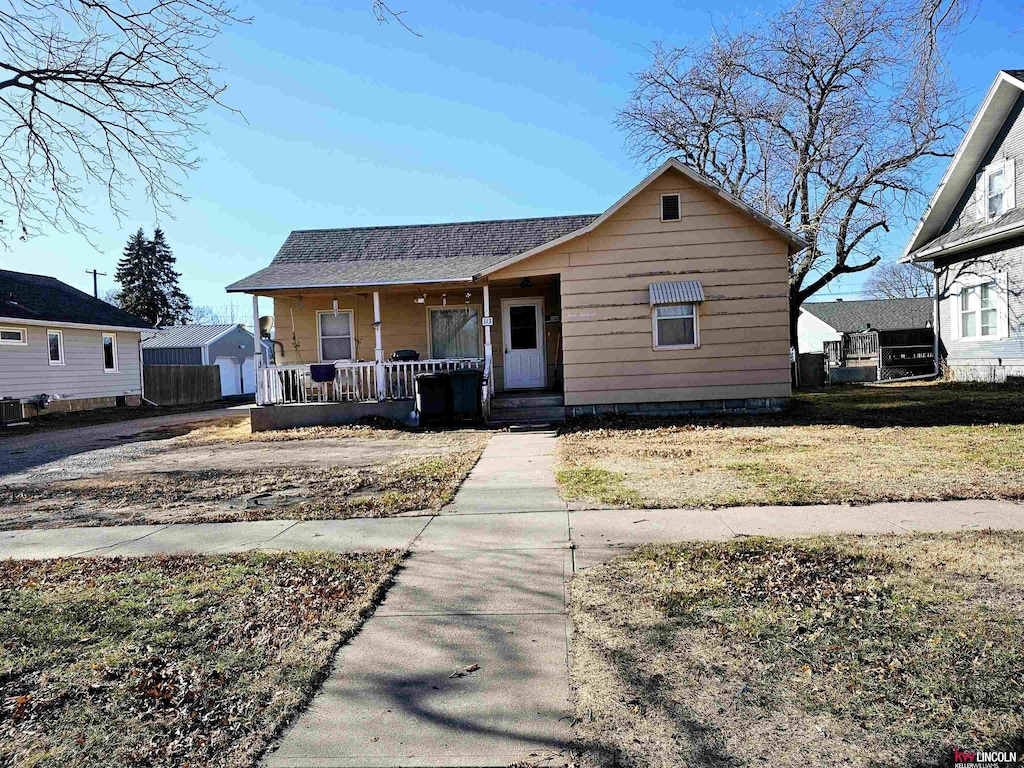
[226,214,598,292]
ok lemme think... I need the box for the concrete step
[490,404,565,420]
[491,394,564,410]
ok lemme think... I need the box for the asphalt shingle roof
[0,269,152,329]
[910,205,1024,258]
[802,297,933,332]
[226,214,600,291]
[141,324,241,349]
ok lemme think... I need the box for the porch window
[959,281,999,339]
[653,303,698,349]
[318,310,354,361]
[429,307,480,359]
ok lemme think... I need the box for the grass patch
[556,467,643,507]
[1,550,402,768]
[557,382,1024,508]
[570,531,1024,767]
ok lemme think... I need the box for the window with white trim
[0,326,26,345]
[47,330,64,365]
[102,332,118,372]
[653,303,698,349]
[958,280,1001,340]
[661,193,681,221]
[977,160,1015,222]
[317,310,354,361]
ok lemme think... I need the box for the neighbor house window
[0,326,26,345]
[959,281,999,339]
[317,310,354,361]
[102,333,118,372]
[653,303,698,349]
[987,168,1005,220]
[978,161,1014,222]
[429,307,481,359]
[47,330,64,365]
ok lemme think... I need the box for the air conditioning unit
[0,398,24,425]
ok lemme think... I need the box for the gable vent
[661,193,681,221]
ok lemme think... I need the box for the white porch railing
[259,358,485,406]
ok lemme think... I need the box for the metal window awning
[649,280,705,306]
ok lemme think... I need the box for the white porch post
[251,294,262,406]
[373,291,386,400]
[482,283,494,394]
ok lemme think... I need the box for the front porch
[245,273,565,428]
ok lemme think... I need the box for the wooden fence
[144,365,221,406]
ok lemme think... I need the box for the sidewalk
[3,428,1024,766]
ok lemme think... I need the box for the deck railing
[258,358,485,406]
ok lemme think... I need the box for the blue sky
[1,0,1021,316]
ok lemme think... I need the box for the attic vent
[661,193,681,222]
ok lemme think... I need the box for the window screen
[430,308,480,358]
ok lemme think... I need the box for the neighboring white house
[0,268,152,417]
[141,323,273,396]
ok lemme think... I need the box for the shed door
[215,356,241,396]
[241,357,256,394]
[501,298,546,390]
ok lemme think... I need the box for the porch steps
[489,392,565,427]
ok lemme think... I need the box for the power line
[85,269,107,298]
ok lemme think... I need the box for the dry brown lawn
[557,382,1024,508]
[570,531,1024,768]
[0,417,491,530]
[1,550,402,768]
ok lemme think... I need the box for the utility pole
[85,269,107,298]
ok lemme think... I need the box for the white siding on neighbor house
[0,324,142,401]
[797,310,842,355]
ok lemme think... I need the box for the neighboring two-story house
[904,69,1024,381]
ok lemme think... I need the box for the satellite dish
[259,315,275,336]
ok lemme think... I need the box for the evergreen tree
[114,227,193,326]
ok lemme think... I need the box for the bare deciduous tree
[863,261,934,298]
[0,1,418,245]
[618,0,972,352]
[0,0,248,243]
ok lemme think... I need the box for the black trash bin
[415,372,451,426]
[450,369,483,424]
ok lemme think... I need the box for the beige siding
[489,166,792,406]
[271,282,560,393]
[0,325,142,401]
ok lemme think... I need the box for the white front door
[502,298,546,389]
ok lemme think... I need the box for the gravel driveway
[0,407,249,481]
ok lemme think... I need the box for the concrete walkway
[4,429,1024,766]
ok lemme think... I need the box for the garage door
[215,356,241,396]
[242,356,256,394]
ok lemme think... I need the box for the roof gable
[226,159,806,293]
[801,297,933,332]
[0,269,152,329]
[904,70,1024,259]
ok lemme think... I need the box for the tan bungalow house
[226,159,806,429]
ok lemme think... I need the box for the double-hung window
[318,310,354,361]
[47,330,64,365]
[102,333,118,372]
[977,161,1015,222]
[958,281,1000,340]
[653,303,698,349]
[429,307,481,359]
